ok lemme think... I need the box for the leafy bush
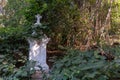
[0,27,28,55]
[1,0,28,27]
[25,0,81,47]
[0,27,29,78]
[50,47,120,80]
[0,26,49,79]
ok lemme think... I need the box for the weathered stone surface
[28,36,50,72]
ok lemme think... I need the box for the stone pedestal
[28,36,50,73]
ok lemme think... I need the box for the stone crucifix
[28,14,50,73]
[34,14,42,26]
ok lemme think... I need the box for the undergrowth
[0,27,120,80]
[50,46,120,80]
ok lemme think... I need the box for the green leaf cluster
[50,47,120,80]
[0,27,28,79]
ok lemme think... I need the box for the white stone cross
[34,14,42,26]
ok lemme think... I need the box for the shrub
[50,47,120,80]
[0,27,28,78]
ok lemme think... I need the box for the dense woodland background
[0,0,120,80]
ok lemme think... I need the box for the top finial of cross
[34,14,42,26]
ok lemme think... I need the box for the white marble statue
[28,14,50,73]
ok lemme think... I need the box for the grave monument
[28,14,50,73]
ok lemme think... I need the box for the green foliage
[27,22,49,39]
[1,0,28,27]
[0,60,49,80]
[0,27,27,39]
[0,27,28,78]
[25,0,49,25]
[110,1,120,35]
[25,0,80,46]
[0,27,28,56]
[0,26,49,79]
[50,47,120,80]
[25,0,120,49]
[0,0,120,80]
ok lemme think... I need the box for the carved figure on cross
[34,14,42,26]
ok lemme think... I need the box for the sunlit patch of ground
[109,35,120,45]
